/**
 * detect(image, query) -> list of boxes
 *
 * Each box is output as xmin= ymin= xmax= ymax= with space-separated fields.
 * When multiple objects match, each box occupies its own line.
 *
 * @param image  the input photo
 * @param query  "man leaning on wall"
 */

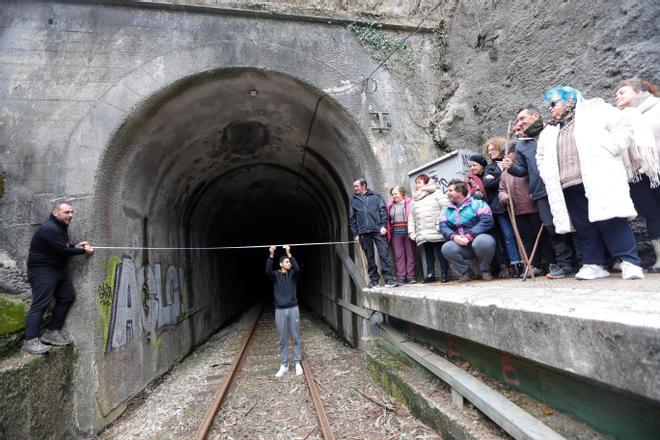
xmin=22 ymin=201 xmax=94 ymax=355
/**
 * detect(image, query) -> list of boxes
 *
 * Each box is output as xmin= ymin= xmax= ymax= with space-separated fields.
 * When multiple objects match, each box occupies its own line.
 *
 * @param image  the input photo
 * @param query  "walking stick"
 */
xmin=356 ymin=238 xmax=370 ymax=285
xmin=503 ymin=170 xmax=536 ymax=280
xmin=522 ymin=225 xmax=544 ymax=279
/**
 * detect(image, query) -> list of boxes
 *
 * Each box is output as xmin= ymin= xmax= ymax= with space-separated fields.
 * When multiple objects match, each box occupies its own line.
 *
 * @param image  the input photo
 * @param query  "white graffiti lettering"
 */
xmin=108 ymin=257 xmax=186 ymax=351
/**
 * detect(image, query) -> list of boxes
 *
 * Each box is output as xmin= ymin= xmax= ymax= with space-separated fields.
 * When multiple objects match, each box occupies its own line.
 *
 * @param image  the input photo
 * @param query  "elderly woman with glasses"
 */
xmin=613 ymin=78 xmax=660 ymax=273
xmin=537 ymin=86 xmax=644 ymax=280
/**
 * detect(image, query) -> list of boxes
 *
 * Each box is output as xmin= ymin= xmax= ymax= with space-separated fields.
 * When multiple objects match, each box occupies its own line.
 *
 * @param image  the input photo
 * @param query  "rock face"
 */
xmin=431 ymin=0 xmax=659 ymax=152
xmin=0 ymin=0 xmax=658 ymax=437
xmin=430 ymin=0 xmax=659 ymax=265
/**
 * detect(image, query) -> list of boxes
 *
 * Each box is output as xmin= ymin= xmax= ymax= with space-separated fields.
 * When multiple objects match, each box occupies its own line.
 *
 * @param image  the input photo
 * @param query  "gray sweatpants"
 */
xmin=275 ymin=306 xmax=302 ymax=365
xmin=441 ymin=234 xmax=496 ymax=275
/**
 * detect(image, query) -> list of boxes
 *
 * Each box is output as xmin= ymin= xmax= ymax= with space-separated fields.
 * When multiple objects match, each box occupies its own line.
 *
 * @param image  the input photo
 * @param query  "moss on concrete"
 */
xmin=365 ymin=343 xmax=475 ymax=440
xmin=0 ymin=294 xmax=28 ymax=359
xmin=0 ymin=294 xmax=27 ymax=334
xmin=0 ymin=345 xmax=76 ymax=438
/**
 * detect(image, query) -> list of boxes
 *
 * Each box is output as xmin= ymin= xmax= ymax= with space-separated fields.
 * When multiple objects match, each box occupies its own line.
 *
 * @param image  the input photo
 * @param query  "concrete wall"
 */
xmin=0 ymin=1 xmax=438 ymax=435
xmin=0 ymin=347 xmax=76 ymax=440
xmin=2 ymin=0 xmax=659 ymax=436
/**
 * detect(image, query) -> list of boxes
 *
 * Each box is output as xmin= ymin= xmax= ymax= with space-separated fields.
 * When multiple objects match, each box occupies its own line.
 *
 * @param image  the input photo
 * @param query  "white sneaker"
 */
xmin=275 ymin=364 xmax=289 ymax=378
xmin=621 ymin=261 xmax=644 ymax=280
xmin=575 ymin=264 xmax=610 ymax=280
xmin=295 ymin=363 xmax=303 ymax=376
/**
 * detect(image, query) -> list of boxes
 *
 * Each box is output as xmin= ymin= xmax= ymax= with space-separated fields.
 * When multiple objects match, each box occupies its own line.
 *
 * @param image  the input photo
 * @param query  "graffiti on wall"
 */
xmin=98 ymin=256 xmax=187 ymax=353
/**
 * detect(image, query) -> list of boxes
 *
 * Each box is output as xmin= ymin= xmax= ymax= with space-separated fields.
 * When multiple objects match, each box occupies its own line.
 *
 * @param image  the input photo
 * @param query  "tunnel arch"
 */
xmin=89 ymin=67 xmax=381 ymax=415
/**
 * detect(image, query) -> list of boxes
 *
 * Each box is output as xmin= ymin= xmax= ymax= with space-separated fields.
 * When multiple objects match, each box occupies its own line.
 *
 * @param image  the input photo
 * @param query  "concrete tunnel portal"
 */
xmin=92 ymin=68 xmax=380 ymax=354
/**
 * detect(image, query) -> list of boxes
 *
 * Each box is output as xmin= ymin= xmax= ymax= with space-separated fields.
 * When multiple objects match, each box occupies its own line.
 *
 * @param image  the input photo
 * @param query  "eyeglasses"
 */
xmin=548 ymin=100 xmax=561 ymax=109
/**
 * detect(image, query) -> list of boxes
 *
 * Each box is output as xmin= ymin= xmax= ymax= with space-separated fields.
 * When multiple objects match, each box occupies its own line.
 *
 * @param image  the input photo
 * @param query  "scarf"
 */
xmin=547 ymin=104 xmax=576 ymax=127
xmin=621 ymin=103 xmax=660 ymax=188
xmin=466 ymin=172 xmax=488 ymax=202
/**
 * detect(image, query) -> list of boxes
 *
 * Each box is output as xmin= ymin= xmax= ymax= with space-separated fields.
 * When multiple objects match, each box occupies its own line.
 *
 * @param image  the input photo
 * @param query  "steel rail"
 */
xmin=195 ymin=307 xmax=335 ymax=440
xmin=302 ymin=350 xmax=336 ymax=440
xmin=194 ymin=307 xmax=262 ymax=440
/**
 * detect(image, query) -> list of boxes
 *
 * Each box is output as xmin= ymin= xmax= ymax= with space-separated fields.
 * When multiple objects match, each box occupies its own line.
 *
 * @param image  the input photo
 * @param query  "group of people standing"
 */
xmin=350 ymin=78 xmax=660 ymax=284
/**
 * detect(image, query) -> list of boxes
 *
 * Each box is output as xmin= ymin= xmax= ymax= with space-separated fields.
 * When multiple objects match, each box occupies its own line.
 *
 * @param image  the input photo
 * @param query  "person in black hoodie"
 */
xmin=22 ymin=201 xmax=93 ymax=355
xmin=348 ymin=178 xmax=399 ymax=288
xmin=266 ymin=245 xmax=303 ymax=378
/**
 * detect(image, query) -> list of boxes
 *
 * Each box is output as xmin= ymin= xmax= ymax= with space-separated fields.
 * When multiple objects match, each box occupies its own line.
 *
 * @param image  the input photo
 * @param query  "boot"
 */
xmin=650 ymin=239 xmax=660 ymax=273
xmin=512 ymin=262 xmax=524 ymax=278
xmin=497 ymin=264 xmax=509 ymax=279
xmin=439 ymin=257 xmax=449 ymax=283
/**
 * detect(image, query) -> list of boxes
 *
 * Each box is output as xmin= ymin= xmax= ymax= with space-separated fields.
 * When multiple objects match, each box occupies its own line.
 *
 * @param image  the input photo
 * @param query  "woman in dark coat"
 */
xmin=483 ymin=138 xmax=523 ymax=276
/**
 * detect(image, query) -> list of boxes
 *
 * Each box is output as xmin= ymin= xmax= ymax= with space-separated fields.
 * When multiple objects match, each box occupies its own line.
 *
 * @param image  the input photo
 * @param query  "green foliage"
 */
xmin=97 ymin=256 xmax=121 ymax=353
xmin=0 ymin=294 xmax=28 ymax=334
xmin=431 ymin=25 xmax=449 ymax=71
xmin=347 ymin=22 xmax=417 ymax=77
xmin=0 ymin=293 xmax=28 ymax=358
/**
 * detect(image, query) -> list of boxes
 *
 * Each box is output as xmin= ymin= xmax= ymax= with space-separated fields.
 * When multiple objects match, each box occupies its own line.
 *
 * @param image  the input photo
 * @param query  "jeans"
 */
xmin=359 ymin=232 xmax=394 ymax=283
xmin=494 ymin=213 xmax=521 ymax=264
xmin=275 ymin=306 xmax=302 ymax=365
xmin=25 ymin=268 xmax=75 ymax=340
xmin=441 ymin=234 xmax=496 ymax=275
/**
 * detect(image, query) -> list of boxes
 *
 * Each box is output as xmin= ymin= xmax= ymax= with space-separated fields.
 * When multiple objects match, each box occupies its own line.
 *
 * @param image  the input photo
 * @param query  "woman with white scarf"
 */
xmin=537 ymin=86 xmax=644 ymax=280
xmin=614 ymin=78 xmax=660 ymax=273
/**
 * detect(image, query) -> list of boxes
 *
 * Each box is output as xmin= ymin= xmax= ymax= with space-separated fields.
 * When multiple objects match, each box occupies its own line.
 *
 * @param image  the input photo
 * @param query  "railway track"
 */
xmin=194 ymin=306 xmax=335 ymax=440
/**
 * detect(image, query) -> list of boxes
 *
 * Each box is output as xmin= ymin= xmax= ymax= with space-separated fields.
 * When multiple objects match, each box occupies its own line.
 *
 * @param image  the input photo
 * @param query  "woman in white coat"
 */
xmin=614 ymin=78 xmax=660 ymax=273
xmin=408 ymin=174 xmax=450 ymax=282
xmin=537 ymin=86 xmax=644 ymax=280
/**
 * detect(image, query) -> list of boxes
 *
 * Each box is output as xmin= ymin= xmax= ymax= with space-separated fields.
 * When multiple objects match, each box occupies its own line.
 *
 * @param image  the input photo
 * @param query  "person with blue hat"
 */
xmin=536 ymin=86 xmax=644 ymax=280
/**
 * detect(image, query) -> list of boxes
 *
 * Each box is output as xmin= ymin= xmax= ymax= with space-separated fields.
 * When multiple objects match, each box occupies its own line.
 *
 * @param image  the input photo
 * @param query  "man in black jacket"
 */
xmin=23 ymin=201 xmax=93 ymax=355
xmin=266 ymin=245 xmax=303 ymax=378
xmin=502 ymin=104 xmax=578 ymax=278
xmin=348 ymin=178 xmax=398 ymax=288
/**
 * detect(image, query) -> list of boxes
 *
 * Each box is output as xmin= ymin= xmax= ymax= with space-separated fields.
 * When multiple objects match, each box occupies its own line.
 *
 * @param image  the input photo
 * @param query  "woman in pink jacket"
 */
xmin=386 ymin=186 xmax=416 ymax=283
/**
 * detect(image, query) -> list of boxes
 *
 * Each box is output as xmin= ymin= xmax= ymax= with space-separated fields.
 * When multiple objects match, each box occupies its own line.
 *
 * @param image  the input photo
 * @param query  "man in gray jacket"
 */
xmin=349 ymin=178 xmax=399 ymax=288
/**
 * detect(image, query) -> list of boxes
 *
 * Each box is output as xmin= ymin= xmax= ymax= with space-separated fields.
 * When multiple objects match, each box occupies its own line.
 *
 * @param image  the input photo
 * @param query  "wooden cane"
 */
xmin=356 ymin=238 xmax=370 ymax=285
xmin=503 ymin=170 xmax=535 ymax=280
xmin=522 ymin=225 xmax=544 ymax=279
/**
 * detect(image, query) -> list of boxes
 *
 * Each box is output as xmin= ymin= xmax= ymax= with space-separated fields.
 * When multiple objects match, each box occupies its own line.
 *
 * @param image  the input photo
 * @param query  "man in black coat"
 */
xmin=348 ymin=178 xmax=399 ymax=288
xmin=22 ymin=201 xmax=93 ymax=354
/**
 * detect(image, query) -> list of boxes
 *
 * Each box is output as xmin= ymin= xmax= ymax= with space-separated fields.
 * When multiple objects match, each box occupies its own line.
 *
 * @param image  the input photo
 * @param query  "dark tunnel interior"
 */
xmin=94 ymin=68 xmax=379 ymax=343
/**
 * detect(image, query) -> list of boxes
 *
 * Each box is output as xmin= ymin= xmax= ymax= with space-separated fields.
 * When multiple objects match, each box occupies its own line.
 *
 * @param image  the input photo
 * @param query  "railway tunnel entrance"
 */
xmin=92 ymin=68 xmax=381 ymax=413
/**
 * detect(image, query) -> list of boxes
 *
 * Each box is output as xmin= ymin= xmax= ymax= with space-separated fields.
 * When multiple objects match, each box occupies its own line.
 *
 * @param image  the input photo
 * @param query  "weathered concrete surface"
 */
xmin=0 ymin=347 xmax=76 ymax=440
xmin=0 ymin=1 xmax=437 ymax=435
xmin=361 ymin=274 xmax=660 ymax=404
xmin=1 ymin=0 xmax=659 ymax=436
